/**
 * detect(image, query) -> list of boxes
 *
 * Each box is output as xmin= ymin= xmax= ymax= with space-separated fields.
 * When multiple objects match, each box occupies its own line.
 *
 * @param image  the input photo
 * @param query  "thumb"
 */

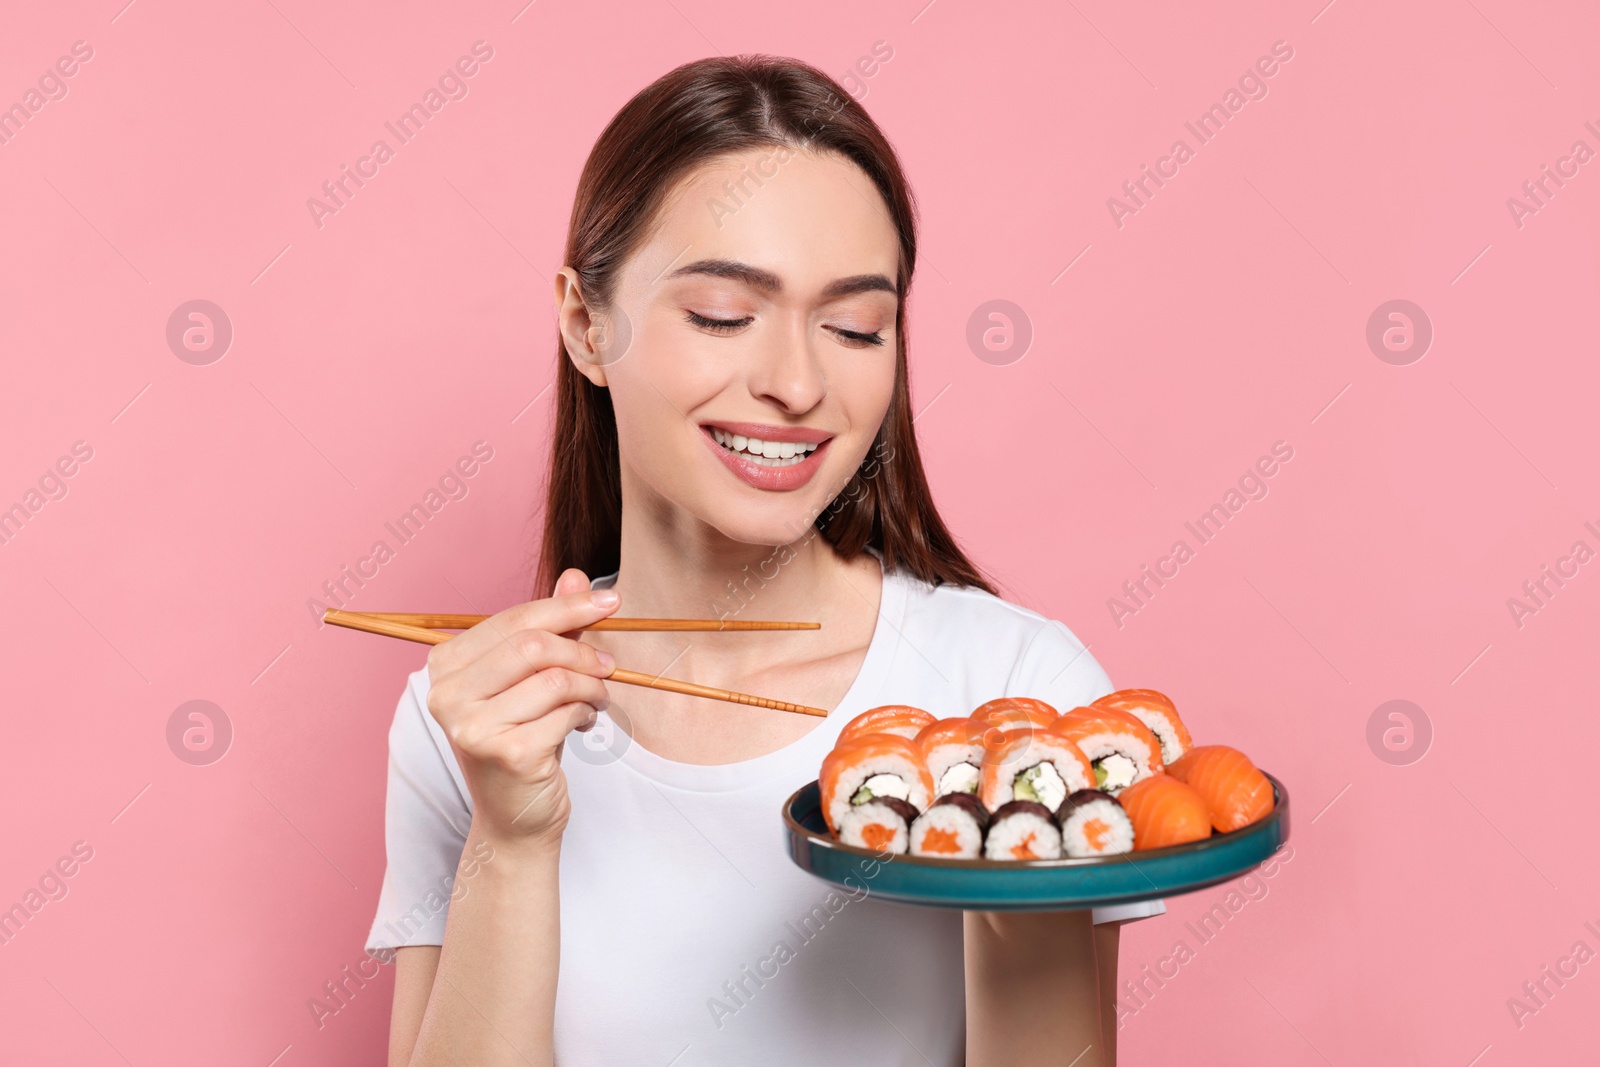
xmin=554 ymin=567 xmax=593 ymax=598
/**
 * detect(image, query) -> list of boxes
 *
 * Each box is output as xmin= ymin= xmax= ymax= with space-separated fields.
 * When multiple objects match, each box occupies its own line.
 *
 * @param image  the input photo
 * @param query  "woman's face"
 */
xmin=564 ymin=147 xmax=902 ymax=548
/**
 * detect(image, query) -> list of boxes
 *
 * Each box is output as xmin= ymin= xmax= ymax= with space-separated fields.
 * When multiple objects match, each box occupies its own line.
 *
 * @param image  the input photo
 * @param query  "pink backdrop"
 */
xmin=3 ymin=1 xmax=1596 ymax=1063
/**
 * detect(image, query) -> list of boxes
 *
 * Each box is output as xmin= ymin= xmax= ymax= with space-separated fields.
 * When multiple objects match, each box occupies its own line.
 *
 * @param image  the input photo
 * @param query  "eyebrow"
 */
xmin=663 ymin=258 xmax=898 ymax=300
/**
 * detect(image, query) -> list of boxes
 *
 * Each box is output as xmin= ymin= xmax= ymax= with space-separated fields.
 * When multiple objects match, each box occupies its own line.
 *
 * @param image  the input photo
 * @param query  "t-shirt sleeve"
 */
xmin=365 ymin=670 xmax=474 ymax=953
xmin=1006 ymin=619 xmax=1167 ymax=927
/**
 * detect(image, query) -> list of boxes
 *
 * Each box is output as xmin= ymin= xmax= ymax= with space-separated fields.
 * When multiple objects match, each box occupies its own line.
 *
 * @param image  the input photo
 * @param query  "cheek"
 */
xmin=605 ymin=322 xmax=722 ymax=452
xmin=830 ymin=351 xmax=897 ymax=438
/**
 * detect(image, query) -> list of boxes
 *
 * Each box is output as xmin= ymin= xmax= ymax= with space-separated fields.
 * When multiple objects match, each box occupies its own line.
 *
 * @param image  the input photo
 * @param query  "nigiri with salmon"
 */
xmin=1167 ymin=745 xmax=1275 ymax=832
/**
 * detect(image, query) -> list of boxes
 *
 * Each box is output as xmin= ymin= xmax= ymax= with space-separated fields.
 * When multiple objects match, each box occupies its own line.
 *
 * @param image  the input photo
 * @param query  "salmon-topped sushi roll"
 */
xmin=838 ymin=704 xmax=937 ymax=744
xmin=971 ymin=697 xmax=1061 ymax=740
xmin=819 ymin=732 xmax=935 ymax=835
xmin=1050 ymin=706 xmax=1163 ymax=795
xmin=914 ymin=717 xmax=990 ymax=798
xmin=978 ymin=728 xmax=1094 ymax=814
xmin=1092 ymin=689 xmax=1193 ymax=765
xmin=1118 ymin=774 xmax=1212 ymax=850
xmin=1167 ymin=745 xmax=1274 ymax=832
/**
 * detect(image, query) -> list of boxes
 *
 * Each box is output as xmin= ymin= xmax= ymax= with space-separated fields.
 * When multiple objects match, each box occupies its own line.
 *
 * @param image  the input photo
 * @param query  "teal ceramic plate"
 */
xmin=783 ymin=773 xmax=1289 ymax=911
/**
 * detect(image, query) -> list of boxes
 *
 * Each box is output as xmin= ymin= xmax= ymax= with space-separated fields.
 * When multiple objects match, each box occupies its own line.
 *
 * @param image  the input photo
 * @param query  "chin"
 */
xmin=696 ymin=496 xmax=832 ymax=550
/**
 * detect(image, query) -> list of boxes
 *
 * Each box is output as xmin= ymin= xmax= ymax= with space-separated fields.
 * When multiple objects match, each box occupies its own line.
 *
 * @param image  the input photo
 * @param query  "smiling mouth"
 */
xmin=707 ymin=427 xmax=822 ymax=468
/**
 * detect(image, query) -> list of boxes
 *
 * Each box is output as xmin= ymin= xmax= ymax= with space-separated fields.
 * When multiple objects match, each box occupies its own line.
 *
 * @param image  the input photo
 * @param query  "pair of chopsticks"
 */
xmin=324 ymin=609 xmax=828 ymax=717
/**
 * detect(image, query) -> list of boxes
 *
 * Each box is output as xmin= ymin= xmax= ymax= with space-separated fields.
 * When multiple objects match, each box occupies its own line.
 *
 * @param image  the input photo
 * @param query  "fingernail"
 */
xmin=590 ymin=589 xmax=620 ymax=609
xmin=595 ymin=649 xmax=615 ymax=672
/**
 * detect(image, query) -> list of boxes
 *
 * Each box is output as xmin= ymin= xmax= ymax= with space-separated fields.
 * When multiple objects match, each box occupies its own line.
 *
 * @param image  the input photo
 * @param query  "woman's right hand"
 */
xmin=424 ymin=568 xmax=619 ymax=850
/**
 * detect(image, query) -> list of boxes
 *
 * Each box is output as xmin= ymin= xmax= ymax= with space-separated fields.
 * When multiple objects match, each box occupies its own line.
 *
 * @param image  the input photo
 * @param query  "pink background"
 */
xmin=2 ymin=0 xmax=1596 ymax=1063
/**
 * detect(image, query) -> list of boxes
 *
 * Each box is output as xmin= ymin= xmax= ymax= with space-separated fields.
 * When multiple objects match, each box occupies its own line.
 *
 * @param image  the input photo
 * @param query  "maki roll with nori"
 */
xmin=982 ymin=800 xmax=1063 ymax=860
xmin=909 ymin=792 xmax=990 ymax=858
xmin=837 ymin=796 xmax=920 ymax=854
xmin=1055 ymin=788 xmax=1135 ymax=857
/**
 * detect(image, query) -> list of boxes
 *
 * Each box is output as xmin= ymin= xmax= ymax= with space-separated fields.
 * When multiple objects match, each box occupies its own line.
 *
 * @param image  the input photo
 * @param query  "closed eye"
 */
xmin=685 ymin=311 xmax=752 ymax=333
xmin=828 ymin=326 xmax=886 ymax=347
xmin=685 ymin=310 xmax=886 ymax=347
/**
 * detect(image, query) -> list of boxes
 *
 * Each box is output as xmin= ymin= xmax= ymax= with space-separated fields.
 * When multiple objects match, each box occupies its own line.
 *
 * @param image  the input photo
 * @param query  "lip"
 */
xmin=700 ymin=421 xmax=835 ymax=445
xmin=698 ymin=424 xmax=833 ymax=492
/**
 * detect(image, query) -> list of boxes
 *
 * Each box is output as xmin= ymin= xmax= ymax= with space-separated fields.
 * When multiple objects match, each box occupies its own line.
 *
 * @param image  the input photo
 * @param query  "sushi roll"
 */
xmin=971 ymin=697 xmax=1060 ymax=740
xmin=1092 ymin=689 xmax=1194 ymax=765
xmin=978 ymin=728 xmax=1094 ymax=814
xmin=1055 ymin=788 xmax=1135 ymax=857
xmin=914 ymin=717 xmax=989 ymax=798
xmin=838 ymin=704 xmax=937 ymax=744
xmin=819 ymin=732 xmax=935 ymax=835
xmin=837 ymin=796 xmax=920 ymax=854
xmin=983 ymin=800 xmax=1063 ymax=860
xmin=1167 ymin=745 xmax=1275 ymax=832
xmin=1051 ymin=706 xmax=1164 ymax=795
xmin=909 ymin=793 xmax=990 ymax=858
xmin=1117 ymin=774 xmax=1212 ymax=850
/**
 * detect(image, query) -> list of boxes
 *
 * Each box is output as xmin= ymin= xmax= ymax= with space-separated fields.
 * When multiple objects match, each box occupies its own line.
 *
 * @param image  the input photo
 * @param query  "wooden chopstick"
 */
xmin=350 ymin=612 xmax=820 ymax=632
xmin=323 ymin=609 xmax=829 ymax=718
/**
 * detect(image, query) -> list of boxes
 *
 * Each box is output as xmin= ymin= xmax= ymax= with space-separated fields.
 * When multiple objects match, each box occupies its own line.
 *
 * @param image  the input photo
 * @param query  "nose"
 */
xmin=747 ymin=315 xmax=827 ymax=415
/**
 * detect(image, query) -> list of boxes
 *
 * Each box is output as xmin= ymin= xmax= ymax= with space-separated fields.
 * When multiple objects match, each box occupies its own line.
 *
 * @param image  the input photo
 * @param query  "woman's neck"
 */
xmin=583 ymin=469 xmax=885 ymax=763
xmin=608 ymin=494 xmax=856 ymax=625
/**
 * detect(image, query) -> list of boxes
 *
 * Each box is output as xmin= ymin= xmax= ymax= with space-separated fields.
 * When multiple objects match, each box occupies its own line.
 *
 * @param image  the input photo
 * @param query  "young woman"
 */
xmin=368 ymin=55 xmax=1163 ymax=1066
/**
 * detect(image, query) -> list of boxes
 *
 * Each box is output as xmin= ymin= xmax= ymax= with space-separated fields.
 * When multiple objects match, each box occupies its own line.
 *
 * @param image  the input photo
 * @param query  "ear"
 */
xmin=555 ymin=267 xmax=615 ymax=388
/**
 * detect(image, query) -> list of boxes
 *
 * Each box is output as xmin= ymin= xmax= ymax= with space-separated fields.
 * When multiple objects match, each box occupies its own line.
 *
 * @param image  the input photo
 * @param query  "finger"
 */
xmin=554 ymin=567 xmax=591 ymax=598
xmin=515 ymin=700 xmax=607 ymax=751
xmin=484 ymin=666 xmax=612 ymax=730
xmin=431 ymin=582 xmax=618 ymax=669
xmin=448 ymin=629 xmax=615 ymax=706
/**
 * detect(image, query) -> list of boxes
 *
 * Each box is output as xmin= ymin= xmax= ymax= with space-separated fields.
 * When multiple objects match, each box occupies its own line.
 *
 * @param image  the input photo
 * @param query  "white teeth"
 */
xmin=707 ymin=428 xmax=822 ymax=468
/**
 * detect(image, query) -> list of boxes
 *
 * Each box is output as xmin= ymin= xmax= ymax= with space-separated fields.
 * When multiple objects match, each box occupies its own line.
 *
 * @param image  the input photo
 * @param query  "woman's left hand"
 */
xmin=964 ymin=910 xmax=1109 ymax=1067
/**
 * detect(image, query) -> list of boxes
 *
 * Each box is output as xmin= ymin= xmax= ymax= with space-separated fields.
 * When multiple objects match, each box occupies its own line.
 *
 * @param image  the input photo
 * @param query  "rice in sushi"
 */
xmin=1051 ymin=706 xmax=1164 ymax=795
xmin=1055 ymin=788 xmax=1135 ymax=857
xmin=978 ymin=728 xmax=1095 ymax=814
xmin=983 ymin=800 xmax=1063 ymax=860
xmin=914 ymin=717 xmax=988 ymax=798
xmin=837 ymin=796 xmax=920 ymax=854
xmin=1092 ymin=689 xmax=1193 ymax=765
xmin=909 ymin=792 xmax=990 ymax=858
xmin=819 ymin=732 xmax=935 ymax=835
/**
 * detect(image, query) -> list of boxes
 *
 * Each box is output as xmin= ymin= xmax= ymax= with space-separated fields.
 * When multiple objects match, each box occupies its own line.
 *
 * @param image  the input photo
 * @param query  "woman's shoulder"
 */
xmin=385 ymin=665 xmax=473 ymax=810
xmin=884 ymin=569 xmax=1113 ymax=711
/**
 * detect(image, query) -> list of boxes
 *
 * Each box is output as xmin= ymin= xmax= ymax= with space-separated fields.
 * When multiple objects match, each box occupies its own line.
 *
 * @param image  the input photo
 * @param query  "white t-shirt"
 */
xmin=367 ymin=564 xmax=1164 ymax=1066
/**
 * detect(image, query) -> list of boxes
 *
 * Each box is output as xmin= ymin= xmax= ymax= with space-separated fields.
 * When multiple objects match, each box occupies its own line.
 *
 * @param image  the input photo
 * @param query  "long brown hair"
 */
xmin=535 ymin=54 xmax=994 ymax=598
